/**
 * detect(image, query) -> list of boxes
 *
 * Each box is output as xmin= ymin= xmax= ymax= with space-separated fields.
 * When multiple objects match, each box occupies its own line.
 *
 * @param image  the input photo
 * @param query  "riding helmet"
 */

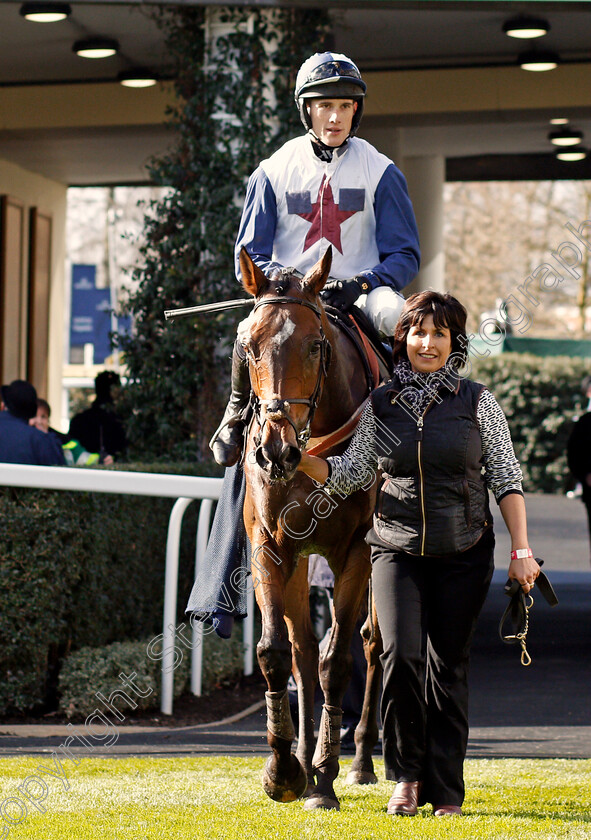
xmin=294 ymin=52 xmax=366 ymax=136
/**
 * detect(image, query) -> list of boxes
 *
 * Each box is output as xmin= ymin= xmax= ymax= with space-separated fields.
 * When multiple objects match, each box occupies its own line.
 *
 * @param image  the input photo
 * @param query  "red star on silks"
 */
xmin=298 ymin=175 xmax=359 ymax=254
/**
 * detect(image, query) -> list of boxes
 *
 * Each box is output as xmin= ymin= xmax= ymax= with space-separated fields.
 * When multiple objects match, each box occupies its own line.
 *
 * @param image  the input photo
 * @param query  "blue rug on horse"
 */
xmin=185 ymin=463 xmax=250 ymax=639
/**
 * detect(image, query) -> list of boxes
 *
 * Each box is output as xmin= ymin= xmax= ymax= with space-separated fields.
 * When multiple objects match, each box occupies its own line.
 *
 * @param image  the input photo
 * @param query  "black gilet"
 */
xmin=369 ymin=374 xmax=492 ymax=556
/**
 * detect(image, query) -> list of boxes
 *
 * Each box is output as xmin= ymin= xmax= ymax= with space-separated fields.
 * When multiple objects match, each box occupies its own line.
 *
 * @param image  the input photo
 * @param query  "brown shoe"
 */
xmin=387 ymin=781 xmax=421 ymax=816
xmin=433 ymin=805 xmax=462 ymax=817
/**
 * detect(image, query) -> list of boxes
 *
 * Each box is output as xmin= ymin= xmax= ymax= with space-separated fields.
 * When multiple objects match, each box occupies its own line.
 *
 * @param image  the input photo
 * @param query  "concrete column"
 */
xmin=401 ymin=154 xmax=445 ymax=294
xmin=364 ymin=126 xmax=405 ymax=169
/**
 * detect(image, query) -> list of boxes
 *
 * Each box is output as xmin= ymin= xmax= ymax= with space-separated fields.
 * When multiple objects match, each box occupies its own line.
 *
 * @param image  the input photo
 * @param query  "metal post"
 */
xmin=243 ymin=580 xmax=255 ymax=676
xmin=161 ymin=497 xmax=194 ymax=715
xmin=191 ymin=499 xmax=213 ymax=696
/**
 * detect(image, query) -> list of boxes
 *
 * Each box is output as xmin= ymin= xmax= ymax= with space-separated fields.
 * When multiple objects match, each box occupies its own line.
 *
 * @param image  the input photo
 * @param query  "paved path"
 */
xmin=1 ymin=493 xmax=590 ymax=761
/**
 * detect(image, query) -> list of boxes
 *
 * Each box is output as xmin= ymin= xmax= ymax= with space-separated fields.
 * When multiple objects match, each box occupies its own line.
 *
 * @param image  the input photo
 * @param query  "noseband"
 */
xmin=247 ymin=296 xmax=332 ymax=456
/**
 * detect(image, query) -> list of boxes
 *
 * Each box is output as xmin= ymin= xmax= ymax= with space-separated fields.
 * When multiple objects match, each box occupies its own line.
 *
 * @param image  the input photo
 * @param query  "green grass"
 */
xmin=0 ymin=756 xmax=588 ymax=839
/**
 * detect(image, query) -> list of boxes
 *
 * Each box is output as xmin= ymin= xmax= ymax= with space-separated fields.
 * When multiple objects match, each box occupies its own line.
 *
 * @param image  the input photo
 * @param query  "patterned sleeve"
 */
xmin=323 ymin=401 xmax=379 ymax=496
xmin=477 ymin=388 xmax=523 ymax=502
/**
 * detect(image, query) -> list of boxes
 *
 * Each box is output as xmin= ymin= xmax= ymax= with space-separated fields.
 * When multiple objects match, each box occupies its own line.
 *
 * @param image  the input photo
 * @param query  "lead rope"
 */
xmin=500 ymin=562 xmax=558 ymax=668
xmin=499 ymin=581 xmax=535 ymax=666
xmin=509 ymin=593 xmax=534 ymax=667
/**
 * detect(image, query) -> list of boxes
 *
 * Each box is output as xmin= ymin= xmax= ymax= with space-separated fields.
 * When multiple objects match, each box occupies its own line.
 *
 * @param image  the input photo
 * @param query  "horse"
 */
xmin=238 ymin=246 xmax=383 ymax=811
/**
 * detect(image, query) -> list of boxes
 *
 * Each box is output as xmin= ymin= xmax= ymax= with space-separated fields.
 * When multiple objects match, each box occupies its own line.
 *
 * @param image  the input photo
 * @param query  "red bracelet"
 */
xmin=511 ymin=548 xmax=533 ymax=561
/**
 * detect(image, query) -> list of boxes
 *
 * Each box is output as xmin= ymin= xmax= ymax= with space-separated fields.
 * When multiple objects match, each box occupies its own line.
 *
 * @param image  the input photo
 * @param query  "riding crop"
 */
xmin=163 ymin=299 xmax=254 ymax=320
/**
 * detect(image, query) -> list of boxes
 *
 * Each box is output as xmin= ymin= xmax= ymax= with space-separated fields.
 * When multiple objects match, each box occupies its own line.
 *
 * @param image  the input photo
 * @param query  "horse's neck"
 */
xmin=312 ymin=320 xmax=367 ymax=436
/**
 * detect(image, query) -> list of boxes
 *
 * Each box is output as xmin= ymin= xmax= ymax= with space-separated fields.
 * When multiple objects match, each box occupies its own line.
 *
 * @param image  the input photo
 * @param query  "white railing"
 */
xmin=1 ymin=464 xmax=255 ymax=715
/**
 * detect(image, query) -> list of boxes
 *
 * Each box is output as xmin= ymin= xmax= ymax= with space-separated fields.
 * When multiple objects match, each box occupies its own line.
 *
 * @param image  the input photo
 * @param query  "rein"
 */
xmin=247 ymin=296 xmax=332 ymax=453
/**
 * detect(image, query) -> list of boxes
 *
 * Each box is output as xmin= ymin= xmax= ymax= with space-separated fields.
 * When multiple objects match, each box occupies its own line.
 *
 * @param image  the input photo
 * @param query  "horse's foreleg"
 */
xmin=254 ymin=546 xmax=307 ymax=803
xmin=284 ymin=560 xmax=319 ymax=795
xmin=346 ymin=589 xmax=382 ymax=786
xmin=305 ymin=552 xmax=371 ymax=811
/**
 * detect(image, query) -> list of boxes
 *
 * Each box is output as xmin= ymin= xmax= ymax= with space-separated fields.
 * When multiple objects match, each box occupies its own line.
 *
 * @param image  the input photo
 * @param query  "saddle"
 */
xmin=324 ymin=303 xmax=392 ymax=390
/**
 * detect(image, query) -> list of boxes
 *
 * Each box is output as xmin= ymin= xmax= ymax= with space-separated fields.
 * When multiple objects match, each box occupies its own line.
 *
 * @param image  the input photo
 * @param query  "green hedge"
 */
xmin=57 ymin=630 xmax=244 ymax=719
xmin=471 ymin=353 xmax=590 ymax=494
xmin=0 ymin=462 xmax=221 ymax=715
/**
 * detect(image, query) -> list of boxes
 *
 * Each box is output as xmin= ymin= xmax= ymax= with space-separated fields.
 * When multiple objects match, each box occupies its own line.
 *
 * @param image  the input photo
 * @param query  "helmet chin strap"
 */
xmin=307 ymin=129 xmax=349 ymax=161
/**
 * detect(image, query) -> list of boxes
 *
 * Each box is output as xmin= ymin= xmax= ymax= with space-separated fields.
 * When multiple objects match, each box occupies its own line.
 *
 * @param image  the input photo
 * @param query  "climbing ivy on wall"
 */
xmin=115 ymin=5 xmax=329 ymax=461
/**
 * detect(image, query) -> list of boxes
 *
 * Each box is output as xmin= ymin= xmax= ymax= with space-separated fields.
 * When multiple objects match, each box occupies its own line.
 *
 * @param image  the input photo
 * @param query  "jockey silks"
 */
xmin=235 ymin=135 xmax=419 ymax=292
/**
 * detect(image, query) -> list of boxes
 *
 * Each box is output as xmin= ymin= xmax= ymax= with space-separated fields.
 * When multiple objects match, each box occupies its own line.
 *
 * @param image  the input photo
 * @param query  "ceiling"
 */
xmin=1 ymin=0 xmax=591 ymax=184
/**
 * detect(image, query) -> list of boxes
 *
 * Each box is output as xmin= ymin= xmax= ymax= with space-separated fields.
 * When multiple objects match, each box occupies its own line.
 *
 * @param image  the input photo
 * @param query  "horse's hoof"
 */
xmin=345 ymin=769 xmax=378 ymax=786
xmin=303 ymin=794 xmax=340 ymax=811
xmin=261 ymin=755 xmax=307 ymax=802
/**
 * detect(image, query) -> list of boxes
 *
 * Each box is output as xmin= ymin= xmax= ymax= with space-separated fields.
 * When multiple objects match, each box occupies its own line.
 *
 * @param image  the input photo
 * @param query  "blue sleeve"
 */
xmin=359 ymin=164 xmax=420 ymax=292
xmin=235 ymin=168 xmax=283 ymax=283
xmin=33 ymin=431 xmax=66 ymax=466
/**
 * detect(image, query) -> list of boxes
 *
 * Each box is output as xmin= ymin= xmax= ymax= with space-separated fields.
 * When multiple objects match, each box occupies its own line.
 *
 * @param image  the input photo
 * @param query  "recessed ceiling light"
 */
xmin=118 ymin=69 xmax=158 ymax=88
xmin=519 ymin=50 xmax=559 ymax=72
xmin=73 ymin=38 xmax=119 ymax=59
xmin=548 ymin=128 xmax=583 ymax=147
xmin=20 ymin=2 xmax=71 ymax=22
xmin=503 ymin=16 xmax=550 ymax=39
xmin=550 ymin=118 xmax=569 ymax=125
xmin=555 ymin=148 xmax=588 ymax=162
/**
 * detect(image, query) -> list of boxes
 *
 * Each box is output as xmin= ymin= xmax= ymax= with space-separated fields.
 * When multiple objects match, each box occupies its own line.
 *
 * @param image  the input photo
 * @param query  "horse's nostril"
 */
xmin=283 ymin=446 xmax=301 ymax=471
xmin=255 ymin=446 xmax=272 ymax=471
xmin=254 ymin=441 xmax=301 ymax=479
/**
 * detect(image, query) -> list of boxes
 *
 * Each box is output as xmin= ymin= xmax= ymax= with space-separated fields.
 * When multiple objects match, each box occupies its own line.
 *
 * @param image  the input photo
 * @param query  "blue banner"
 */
xmin=70 ymin=265 xmax=131 ymax=363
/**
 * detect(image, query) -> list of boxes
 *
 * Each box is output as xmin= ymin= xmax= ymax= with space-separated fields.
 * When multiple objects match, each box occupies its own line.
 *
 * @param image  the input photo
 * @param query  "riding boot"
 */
xmin=209 ymin=343 xmax=250 ymax=467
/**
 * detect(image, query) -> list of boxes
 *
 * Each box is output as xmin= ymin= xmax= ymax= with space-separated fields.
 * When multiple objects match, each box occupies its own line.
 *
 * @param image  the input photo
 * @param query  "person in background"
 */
xmin=0 ymin=380 xmax=65 ymax=466
xmin=69 ymin=370 xmax=127 ymax=461
xmin=30 ymin=398 xmax=67 ymax=441
xmin=567 ymin=374 xmax=591 ymax=560
xmin=31 ymin=398 xmax=113 ymax=466
xmin=296 ymin=291 xmax=540 ymax=818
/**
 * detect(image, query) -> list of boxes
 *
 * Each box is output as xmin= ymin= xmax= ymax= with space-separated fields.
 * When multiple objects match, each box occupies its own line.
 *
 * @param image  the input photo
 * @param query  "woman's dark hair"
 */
xmin=392 ymin=290 xmax=468 ymax=366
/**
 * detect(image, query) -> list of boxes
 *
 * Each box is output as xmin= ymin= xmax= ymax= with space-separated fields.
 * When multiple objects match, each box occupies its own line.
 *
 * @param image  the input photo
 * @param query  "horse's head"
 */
xmin=238 ymin=247 xmax=332 ymax=483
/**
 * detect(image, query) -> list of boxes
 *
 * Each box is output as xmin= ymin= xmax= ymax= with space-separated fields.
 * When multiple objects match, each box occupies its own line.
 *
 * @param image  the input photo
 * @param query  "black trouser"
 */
xmin=583 ymin=495 xmax=591 ymax=560
xmin=371 ymin=529 xmax=494 ymax=807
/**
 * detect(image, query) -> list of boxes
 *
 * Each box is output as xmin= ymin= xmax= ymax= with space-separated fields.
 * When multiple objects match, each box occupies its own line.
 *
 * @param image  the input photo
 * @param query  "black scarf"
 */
xmin=393 ymin=358 xmax=460 ymax=415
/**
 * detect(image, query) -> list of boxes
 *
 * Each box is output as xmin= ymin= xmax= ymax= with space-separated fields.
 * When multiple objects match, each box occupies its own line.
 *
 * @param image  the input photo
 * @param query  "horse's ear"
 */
xmin=239 ymin=247 xmax=268 ymax=297
xmin=302 ymin=247 xmax=332 ymax=296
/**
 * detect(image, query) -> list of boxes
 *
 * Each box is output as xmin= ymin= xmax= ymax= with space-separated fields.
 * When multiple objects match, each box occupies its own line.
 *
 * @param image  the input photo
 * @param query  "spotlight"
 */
xmin=20 ymin=3 xmax=71 ymax=22
xmin=555 ymin=148 xmax=588 ymax=162
xmin=519 ymin=50 xmax=559 ymax=71
xmin=118 ymin=69 xmax=158 ymax=89
xmin=73 ymin=38 xmax=119 ymax=59
xmin=549 ymin=118 xmax=569 ymax=125
xmin=548 ymin=128 xmax=583 ymax=147
xmin=503 ymin=16 xmax=550 ymax=39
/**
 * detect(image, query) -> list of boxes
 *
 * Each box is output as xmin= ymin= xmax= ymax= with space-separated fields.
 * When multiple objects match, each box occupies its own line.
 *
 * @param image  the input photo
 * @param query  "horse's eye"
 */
xmin=309 ymin=342 xmax=322 ymax=357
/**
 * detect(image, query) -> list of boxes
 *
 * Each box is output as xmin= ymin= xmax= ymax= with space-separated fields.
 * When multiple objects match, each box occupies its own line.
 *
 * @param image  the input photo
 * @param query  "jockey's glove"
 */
xmin=321 ymin=276 xmax=368 ymax=311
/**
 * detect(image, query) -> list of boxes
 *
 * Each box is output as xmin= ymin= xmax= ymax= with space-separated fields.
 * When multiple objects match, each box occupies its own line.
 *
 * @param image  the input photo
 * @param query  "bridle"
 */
xmin=245 ymin=295 xmax=332 ymax=458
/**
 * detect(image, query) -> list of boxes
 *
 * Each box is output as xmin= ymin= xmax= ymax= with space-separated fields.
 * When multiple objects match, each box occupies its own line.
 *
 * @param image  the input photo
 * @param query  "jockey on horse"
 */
xmin=210 ymin=51 xmax=421 ymax=467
